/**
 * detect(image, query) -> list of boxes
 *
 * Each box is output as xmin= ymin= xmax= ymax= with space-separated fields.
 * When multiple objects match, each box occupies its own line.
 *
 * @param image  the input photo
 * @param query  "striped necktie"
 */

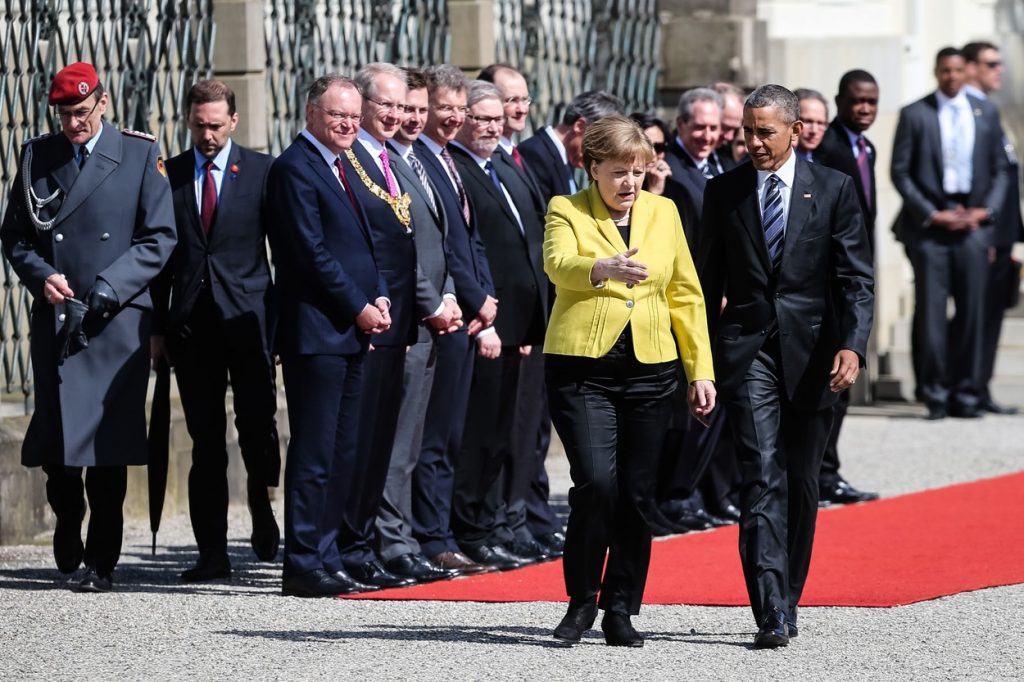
xmin=406 ymin=149 xmax=438 ymax=216
xmin=762 ymin=174 xmax=785 ymax=269
xmin=440 ymin=146 xmax=471 ymax=225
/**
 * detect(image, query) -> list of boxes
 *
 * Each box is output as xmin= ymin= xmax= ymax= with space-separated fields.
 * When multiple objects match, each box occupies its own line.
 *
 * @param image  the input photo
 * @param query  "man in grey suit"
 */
xmin=375 ymin=69 xmax=464 ymax=583
xmin=891 ymin=46 xmax=1009 ymax=420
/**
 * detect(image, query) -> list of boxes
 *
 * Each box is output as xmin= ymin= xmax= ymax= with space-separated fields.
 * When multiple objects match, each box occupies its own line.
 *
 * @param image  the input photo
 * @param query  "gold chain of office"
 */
xmin=344 ymin=150 xmax=412 ymax=230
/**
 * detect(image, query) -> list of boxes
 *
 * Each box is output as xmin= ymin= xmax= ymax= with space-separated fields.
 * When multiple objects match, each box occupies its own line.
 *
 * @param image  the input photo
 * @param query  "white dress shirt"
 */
xmin=935 ymin=89 xmax=975 ymax=194
xmin=755 ymin=150 xmax=797 ymax=231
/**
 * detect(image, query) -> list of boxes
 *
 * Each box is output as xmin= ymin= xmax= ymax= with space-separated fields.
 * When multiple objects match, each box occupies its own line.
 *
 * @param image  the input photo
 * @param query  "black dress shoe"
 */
xmin=948 ymin=404 xmax=982 ymax=419
xmin=787 ymin=620 xmax=798 ymax=638
xmin=247 ymin=481 xmax=280 ymax=562
xmin=282 ymin=569 xmax=347 ymax=597
xmin=535 ymin=531 xmax=565 ymax=557
xmin=926 ymin=404 xmax=947 ymax=420
xmin=53 ymin=510 xmax=85 ymax=575
xmin=820 ymin=478 xmax=879 ymax=505
xmin=329 ymin=568 xmax=379 ymax=594
xmin=601 ymin=611 xmax=644 ymax=647
xmin=430 ymin=551 xmax=495 ymax=575
xmin=181 ymin=552 xmax=232 ymax=583
xmin=78 ymin=567 xmax=113 ymax=593
xmin=669 ymin=509 xmax=714 ymax=531
xmin=505 ymin=537 xmax=552 ymax=563
xmin=462 ymin=544 xmax=526 ymax=571
xmin=386 ymin=553 xmax=459 ymax=582
xmin=553 ymin=598 xmax=598 ymax=643
xmin=754 ymin=607 xmax=790 ymax=649
xmin=981 ymin=399 xmax=1019 ymax=415
xmin=346 ymin=559 xmax=416 ymax=588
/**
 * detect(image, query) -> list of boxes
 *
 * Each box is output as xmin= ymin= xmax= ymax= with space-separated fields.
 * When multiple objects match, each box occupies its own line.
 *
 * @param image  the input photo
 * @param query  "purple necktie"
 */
xmin=380 ymin=148 xmax=400 ymax=198
xmin=856 ymin=137 xmax=872 ymax=210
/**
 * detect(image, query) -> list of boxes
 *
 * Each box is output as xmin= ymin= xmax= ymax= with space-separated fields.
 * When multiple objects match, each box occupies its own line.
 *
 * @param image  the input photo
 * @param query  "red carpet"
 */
xmin=347 ymin=471 xmax=1024 ymax=607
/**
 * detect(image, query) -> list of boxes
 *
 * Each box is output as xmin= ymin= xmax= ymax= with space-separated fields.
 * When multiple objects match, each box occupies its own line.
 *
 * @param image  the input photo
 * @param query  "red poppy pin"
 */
xmin=229 ymin=163 xmax=240 ymax=176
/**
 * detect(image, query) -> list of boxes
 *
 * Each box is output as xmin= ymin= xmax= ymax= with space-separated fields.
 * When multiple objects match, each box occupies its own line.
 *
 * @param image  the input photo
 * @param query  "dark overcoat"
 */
xmin=0 ymin=121 xmax=177 ymax=467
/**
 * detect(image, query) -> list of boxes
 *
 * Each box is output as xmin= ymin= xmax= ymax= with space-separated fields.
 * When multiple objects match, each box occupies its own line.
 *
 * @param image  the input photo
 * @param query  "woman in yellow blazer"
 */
xmin=545 ymin=116 xmax=716 ymax=647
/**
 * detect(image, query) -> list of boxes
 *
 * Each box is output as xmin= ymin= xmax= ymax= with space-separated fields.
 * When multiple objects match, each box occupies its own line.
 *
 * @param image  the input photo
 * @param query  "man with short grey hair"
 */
xmin=518 ymin=89 xmax=625 ymax=202
xmin=699 ymin=84 xmax=873 ymax=647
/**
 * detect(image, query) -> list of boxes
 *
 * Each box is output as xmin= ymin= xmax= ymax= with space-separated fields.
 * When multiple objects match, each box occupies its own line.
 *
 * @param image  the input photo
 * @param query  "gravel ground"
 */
xmin=2 ymin=409 xmax=1023 ymax=680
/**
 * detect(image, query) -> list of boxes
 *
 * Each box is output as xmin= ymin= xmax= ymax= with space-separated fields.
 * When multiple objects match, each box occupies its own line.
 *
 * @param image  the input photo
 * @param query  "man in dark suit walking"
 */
xmin=449 ymin=80 xmax=550 ymax=568
xmin=410 ymin=65 xmax=498 ymax=575
xmin=699 ymin=85 xmax=874 ymax=647
xmin=1 ymin=62 xmax=177 ymax=593
xmin=151 ymin=80 xmax=280 ymax=582
xmin=891 ymin=47 xmax=1009 ymax=420
xmin=962 ymin=41 xmax=1023 ymax=415
xmin=267 ymin=74 xmax=390 ymax=597
xmin=811 ymin=70 xmax=882 ymax=505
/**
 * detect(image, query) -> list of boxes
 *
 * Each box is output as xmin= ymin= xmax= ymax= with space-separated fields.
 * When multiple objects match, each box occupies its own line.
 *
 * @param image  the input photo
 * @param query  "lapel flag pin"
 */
xmin=803 ymin=192 xmax=812 ymax=199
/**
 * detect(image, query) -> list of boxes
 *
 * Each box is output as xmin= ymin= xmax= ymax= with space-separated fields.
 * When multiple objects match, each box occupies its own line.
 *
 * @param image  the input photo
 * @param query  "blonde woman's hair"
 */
xmin=581 ymin=115 xmax=655 ymax=179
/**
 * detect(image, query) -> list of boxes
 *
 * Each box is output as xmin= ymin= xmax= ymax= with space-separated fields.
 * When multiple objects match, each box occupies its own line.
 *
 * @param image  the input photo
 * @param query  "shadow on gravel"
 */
xmin=645 ymin=630 xmax=752 ymax=648
xmin=218 ymin=623 xmax=570 ymax=647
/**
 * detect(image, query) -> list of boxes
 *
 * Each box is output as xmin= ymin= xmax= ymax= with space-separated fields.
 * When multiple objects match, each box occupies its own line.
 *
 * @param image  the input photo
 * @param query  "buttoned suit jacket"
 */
xmin=698 ymin=158 xmax=875 ymax=410
xmin=0 ymin=121 xmax=176 ymax=466
xmin=890 ymin=92 xmax=1009 ymax=246
xmin=265 ymin=134 xmax=385 ymax=357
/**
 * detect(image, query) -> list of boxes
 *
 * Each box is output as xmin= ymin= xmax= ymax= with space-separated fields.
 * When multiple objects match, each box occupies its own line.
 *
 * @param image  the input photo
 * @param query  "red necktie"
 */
xmin=200 ymin=160 xmax=217 ymax=235
xmin=511 ymin=146 xmax=524 ymax=170
xmin=335 ymin=157 xmax=363 ymax=219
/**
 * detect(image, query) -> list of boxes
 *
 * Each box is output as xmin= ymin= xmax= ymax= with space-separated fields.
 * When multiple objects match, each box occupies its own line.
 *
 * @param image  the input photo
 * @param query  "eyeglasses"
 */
xmin=311 ymin=103 xmax=362 ymax=123
xmin=433 ymin=104 xmax=470 ymax=116
xmin=366 ymin=97 xmax=405 ymax=113
xmin=503 ymin=96 xmax=532 ymax=106
xmin=56 ymin=97 xmax=101 ymax=122
xmin=467 ymin=114 xmax=506 ymax=127
xmin=983 ymin=60 xmax=1003 ymax=69
xmin=651 ymin=141 xmax=667 ymax=154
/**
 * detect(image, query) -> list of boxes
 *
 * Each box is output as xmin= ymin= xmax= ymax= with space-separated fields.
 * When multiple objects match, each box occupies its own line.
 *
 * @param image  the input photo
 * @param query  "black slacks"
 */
xmin=726 ymin=344 xmax=833 ymax=626
xmin=980 ymin=246 xmax=1016 ymax=403
xmin=42 ymin=464 xmax=127 ymax=575
xmin=546 ymin=331 xmax=677 ymax=615
xmin=171 ymin=290 xmax=279 ymax=555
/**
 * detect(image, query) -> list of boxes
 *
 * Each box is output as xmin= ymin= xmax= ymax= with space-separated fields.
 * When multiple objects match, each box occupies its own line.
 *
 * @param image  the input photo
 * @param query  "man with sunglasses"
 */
xmin=963 ymin=41 xmax=1023 ymax=416
xmin=1 ymin=62 xmax=176 ymax=592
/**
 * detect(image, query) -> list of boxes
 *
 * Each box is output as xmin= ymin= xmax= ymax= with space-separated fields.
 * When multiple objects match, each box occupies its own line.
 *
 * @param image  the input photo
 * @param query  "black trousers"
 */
xmin=980 ymin=246 xmax=1016 ymax=403
xmin=546 ymin=333 xmax=677 ymax=615
xmin=171 ymin=290 xmax=279 ymax=555
xmin=42 ymin=464 xmax=127 ymax=575
xmin=726 ymin=345 xmax=833 ymax=626
xmin=500 ymin=346 xmax=547 ymax=544
xmin=338 ymin=345 xmax=406 ymax=566
xmin=908 ymin=228 xmax=988 ymax=410
xmin=281 ymin=353 xmax=364 ymax=578
xmin=819 ymin=390 xmax=849 ymax=487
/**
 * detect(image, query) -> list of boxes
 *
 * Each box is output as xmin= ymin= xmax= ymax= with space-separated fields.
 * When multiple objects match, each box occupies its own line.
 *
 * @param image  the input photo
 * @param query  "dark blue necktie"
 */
xmin=485 ymin=159 xmax=502 ymax=193
xmin=762 ymin=174 xmax=785 ymax=269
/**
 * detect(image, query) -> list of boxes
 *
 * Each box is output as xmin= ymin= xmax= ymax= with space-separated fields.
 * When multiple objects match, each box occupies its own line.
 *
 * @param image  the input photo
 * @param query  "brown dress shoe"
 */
xmin=430 ymin=551 xmax=496 ymax=575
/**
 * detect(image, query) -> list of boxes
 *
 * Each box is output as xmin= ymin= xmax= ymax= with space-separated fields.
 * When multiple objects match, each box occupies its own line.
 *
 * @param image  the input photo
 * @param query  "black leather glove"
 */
xmin=83 ymin=278 xmax=119 ymax=337
xmin=57 ymin=297 xmax=89 ymax=364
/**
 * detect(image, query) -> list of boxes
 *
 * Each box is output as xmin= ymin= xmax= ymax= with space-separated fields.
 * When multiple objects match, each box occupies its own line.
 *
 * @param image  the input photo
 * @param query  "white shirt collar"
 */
xmin=676 ymin=136 xmax=709 ymax=169
xmin=420 ymin=134 xmax=446 ymax=158
xmin=498 ymin=137 xmax=514 ymax=154
xmin=193 ymin=138 xmax=232 ymax=171
xmin=388 ymin=139 xmax=411 ymax=159
xmin=543 ymin=127 xmax=570 ymax=166
xmin=449 ymin=140 xmax=491 ymax=169
xmin=936 ymin=88 xmax=970 ymax=110
xmin=756 ymin=149 xmax=797 ymax=189
xmin=356 ymin=128 xmax=388 ymax=155
xmin=76 ymin=123 xmax=103 ymax=158
xmin=300 ymin=128 xmax=341 ymax=167
xmin=962 ymin=83 xmax=987 ymax=100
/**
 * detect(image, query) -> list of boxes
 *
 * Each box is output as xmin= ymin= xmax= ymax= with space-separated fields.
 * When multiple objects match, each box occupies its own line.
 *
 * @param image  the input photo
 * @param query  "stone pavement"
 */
xmin=2 ymin=409 xmax=1023 ymax=680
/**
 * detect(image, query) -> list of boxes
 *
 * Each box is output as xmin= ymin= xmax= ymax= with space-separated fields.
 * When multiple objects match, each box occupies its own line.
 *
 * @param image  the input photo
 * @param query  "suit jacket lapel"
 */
xmin=388 ymin=144 xmax=438 ymax=219
xmin=169 ymin=153 xmax=206 ymax=244
xmin=586 ymin=183 xmax=627 ymax=251
xmin=49 ymin=137 xmax=79 ymax=197
xmin=55 ymin=122 xmax=119 ymax=226
xmin=209 ymin=142 xmax=243 ymax=243
xmin=628 ymin=190 xmax=651 ymax=252
xmin=541 ymin=131 xmax=571 ymax=195
xmin=296 ymin=136 xmax=368 ymax=241
xmin=781 ymin=158 xmax=814 ymax=266
xmin=967 ymin=95 xmax=988 ymax=179
xmin=453 ymin=147 xmax=517 ymax=225
xmin=924 ymin=95 xmax=944 ymax=180
xmin=734 ymin=164 xmax=772 ymax=272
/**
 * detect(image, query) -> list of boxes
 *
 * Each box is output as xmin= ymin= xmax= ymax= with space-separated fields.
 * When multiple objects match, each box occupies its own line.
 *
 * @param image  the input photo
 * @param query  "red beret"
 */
xmin=48 ymin=62 xmax=99 ymax=105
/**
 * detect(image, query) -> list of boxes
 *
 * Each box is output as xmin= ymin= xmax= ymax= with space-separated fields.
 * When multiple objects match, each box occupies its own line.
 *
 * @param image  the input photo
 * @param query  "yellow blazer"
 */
xmin=543 ymin=183 xmax=714 ymax=382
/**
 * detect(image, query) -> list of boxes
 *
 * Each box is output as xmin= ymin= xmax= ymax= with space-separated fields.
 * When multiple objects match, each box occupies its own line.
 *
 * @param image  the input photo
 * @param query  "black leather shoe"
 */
xmin=949 ymin=404 xmax=982 ymax=419
xmin=711 ymin=502 xmax=741 ymax=523
xmin=669 ymin=509 xmax=714 ymax=531
xmin=981 ymin=399 xmax=1019 ymax=415
xmin=248 ymin=481 xmax=280 ymax=562
xmin=820 ymin=478 xmax=879 ymax=505
xmin=926 ymin=404 xmax=947 ymax=420
xmin=346 ymin=559 xmax=416 ymax=588
xmin=53 ymin=508 xmax=85 ymax=575
xmin=330 ymin=568 xmax=379 ymax=594
xmin=536 ymin=531 xmax=565 ymax=557
xmin=505 ymin=538 xmax=552 ymax=563
xmin=553 ymin=598 xmax=598 ymax=643
xmin=601 ymin=611 xmax=644 ymax=647
xmin=787 ymin=620 xmax=798 ymax=638
xmin=754 ymin=607 xmax=790 ymax=649
xmin=462 ymin=544 xmax=526 ymax=571
xmin=181 ymin=552 xmax=231 ymax=583
xmin=386 ymin=553 xmax=458 ymax=582
xmin=282 ymin=569 xmax=347 ymax=597
xmin=78 ymin=567 xmax=113 ymax=593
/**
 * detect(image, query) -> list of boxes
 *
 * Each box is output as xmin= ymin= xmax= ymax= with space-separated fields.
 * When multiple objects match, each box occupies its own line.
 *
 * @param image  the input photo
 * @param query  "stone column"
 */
xmin=213 ymin=0 xmax=268 ymax=151
xmin=449 ymin=0 xmax=496 ymax=72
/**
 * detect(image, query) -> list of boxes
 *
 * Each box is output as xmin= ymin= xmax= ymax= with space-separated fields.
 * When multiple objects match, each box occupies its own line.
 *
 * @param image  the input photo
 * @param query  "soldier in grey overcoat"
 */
xmin=0 ymin=62 xmax=176 ymax=592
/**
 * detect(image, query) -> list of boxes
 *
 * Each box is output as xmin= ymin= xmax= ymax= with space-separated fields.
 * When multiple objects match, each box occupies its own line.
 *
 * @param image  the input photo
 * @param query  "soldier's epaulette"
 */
xmin=121 ymin=128 xmax=156 ymax=141
xmin=21 ymin=132 xmax=54 ymax=146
